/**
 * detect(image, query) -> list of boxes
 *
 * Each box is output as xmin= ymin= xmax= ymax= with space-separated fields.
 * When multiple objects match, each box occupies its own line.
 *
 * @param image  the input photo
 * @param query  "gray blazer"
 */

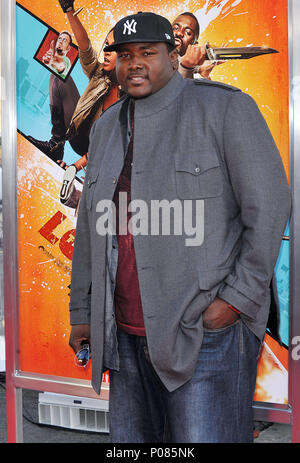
xmin=69 ymin=72 xmax=291 ymax=394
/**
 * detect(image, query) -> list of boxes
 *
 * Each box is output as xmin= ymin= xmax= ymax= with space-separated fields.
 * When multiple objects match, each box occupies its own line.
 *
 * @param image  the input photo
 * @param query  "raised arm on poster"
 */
xmin=62 ymin=1 xmax=90 ymax=51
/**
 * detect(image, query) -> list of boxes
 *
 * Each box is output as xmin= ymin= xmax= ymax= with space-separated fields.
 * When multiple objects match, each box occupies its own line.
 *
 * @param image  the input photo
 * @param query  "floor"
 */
xmin=0 ymin=383 xmax=293 ymax=443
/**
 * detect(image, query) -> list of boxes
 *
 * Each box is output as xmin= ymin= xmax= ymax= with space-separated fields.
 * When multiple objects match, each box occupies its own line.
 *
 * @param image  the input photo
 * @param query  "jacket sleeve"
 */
xmin=79 ymin=41 xmax=102 ymax=80
xmin=217 ymin=91 xmax=291 ymax=320
xmin=68 ymin=123 xmax=98 ymax=325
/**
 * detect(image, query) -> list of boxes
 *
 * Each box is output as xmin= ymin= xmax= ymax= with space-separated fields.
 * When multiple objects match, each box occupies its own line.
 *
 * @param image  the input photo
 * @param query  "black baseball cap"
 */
xmin=103 ymin=12 xmax=175 ymax=52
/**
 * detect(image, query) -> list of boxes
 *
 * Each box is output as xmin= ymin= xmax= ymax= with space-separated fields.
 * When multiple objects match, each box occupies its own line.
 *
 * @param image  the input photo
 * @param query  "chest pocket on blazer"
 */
xmin=85 ymin=171 xmax=99 ymax=210
xmin=175 ymin=151 xmax=223 ymax=199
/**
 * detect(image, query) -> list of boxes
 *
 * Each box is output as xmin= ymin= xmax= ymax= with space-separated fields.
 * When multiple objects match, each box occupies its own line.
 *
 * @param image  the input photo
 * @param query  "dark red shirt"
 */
xmin=112 ymin=103 xmax=146 ymax=336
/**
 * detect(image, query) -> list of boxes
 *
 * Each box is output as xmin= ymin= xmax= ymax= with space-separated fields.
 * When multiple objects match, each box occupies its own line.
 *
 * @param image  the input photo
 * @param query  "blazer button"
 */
xmin=194 ymin=166 xmax=200 ymax=174
xmin=112 ymin=177 xmax=117 ymax=184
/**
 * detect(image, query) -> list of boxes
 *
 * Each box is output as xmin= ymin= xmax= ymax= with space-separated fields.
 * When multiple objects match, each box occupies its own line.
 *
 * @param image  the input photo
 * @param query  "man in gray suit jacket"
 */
xmin=68 ymin=12 xmax=291 ymax=443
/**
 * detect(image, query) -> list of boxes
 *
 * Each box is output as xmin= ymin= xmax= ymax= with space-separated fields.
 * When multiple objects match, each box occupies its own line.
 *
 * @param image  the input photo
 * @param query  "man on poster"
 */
xmin=28 ymin=29 xmax=82 ymax=162
xmin=172 ymin=11 xmax=222 ymax=79
xmin=68 ymin=12 xmax=290 ymax=442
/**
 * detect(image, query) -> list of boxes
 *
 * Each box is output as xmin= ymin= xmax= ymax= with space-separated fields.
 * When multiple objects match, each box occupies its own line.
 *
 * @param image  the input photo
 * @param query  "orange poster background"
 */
xmin=18 ymin=0 xmax=289 ymax=177
xmin=17 ymin=134 xmax=91 ymax=379
xmin=16 ymin=0 xmax=289 ymax=401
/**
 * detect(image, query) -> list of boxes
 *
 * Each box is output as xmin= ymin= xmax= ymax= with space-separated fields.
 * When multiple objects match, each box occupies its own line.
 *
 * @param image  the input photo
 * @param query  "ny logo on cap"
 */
xmin=123 ymin=19 xmax=137 ymax=35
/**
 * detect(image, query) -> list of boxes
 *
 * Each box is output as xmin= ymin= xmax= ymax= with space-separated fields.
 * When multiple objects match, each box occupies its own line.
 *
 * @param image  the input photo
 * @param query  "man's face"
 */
xmin=116 ymin=42 xmax=177 ymax=99
xmin=172 ymin=15 xmax=197 ymax=56
xmin=56 ymin=33 xmax=71 ymax=56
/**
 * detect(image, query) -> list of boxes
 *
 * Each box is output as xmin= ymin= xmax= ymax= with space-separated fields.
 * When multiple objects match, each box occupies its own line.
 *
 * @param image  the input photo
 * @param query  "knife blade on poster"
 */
xmin=205 ymin=43 xmax=279 ymax=61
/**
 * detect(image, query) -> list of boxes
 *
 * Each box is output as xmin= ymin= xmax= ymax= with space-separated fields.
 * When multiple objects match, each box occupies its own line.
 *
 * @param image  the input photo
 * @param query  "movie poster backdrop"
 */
xmin=16 ymin=0 xmax=289 ymax=404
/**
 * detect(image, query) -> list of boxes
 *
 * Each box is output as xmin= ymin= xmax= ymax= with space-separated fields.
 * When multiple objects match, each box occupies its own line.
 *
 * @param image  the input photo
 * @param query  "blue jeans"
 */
xmin=108 ymin=320 xmax=260 ymax=443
